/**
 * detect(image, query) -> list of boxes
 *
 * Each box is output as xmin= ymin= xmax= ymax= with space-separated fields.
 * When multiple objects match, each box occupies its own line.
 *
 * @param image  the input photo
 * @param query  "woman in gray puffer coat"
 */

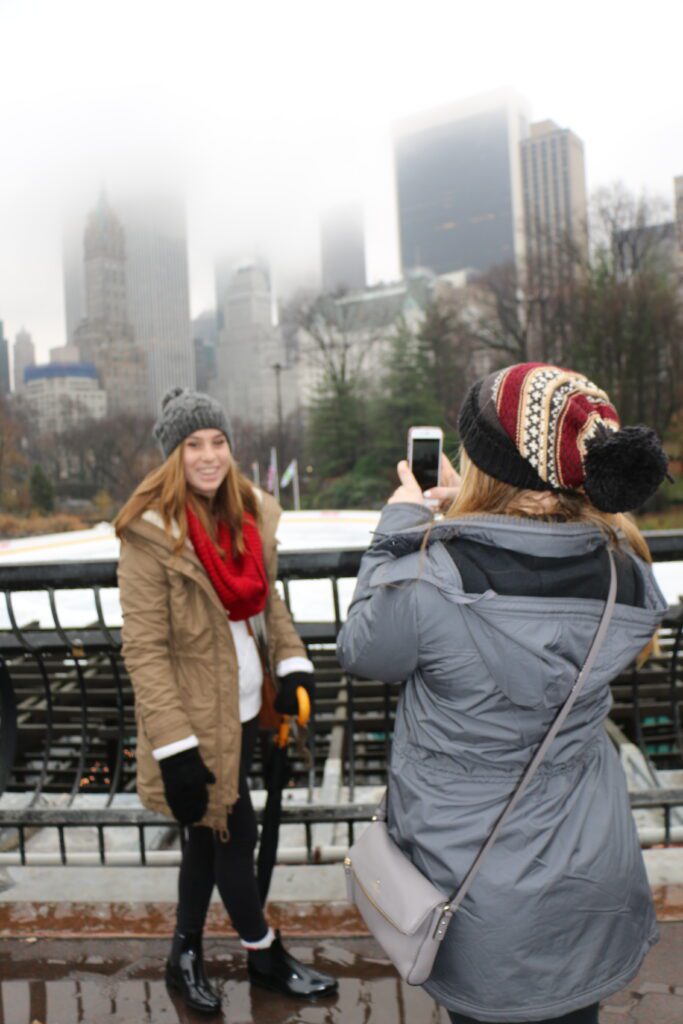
xmin=337 ymin=364 xmax=670 ymax=1024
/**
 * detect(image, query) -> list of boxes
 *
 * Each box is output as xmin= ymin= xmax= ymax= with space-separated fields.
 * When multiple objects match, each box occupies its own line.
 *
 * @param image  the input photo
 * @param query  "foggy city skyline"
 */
xmin=2 ymin=0 xmax=683 ymax=365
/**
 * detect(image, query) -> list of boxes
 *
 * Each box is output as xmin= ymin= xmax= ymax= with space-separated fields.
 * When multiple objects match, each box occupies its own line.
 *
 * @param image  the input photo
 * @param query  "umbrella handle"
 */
xmin=276 ymin=686 xmax=311 ymax=748
xmin=296 ymin=685 xmax=311 ymax=727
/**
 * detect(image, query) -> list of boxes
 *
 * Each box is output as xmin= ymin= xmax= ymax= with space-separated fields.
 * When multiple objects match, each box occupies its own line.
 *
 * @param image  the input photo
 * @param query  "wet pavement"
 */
xmin=1 ymin=929 xmax=683 ymax=1024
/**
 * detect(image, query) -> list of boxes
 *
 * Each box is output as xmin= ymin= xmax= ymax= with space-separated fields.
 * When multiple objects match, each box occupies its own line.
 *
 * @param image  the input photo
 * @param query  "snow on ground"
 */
xmin=0 ymin=512 xmax=680 ymax=630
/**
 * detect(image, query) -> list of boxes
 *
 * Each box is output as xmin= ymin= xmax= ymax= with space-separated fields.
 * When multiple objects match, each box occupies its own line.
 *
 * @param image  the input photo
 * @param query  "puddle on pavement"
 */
xmin=0 ymin=937 xmax=450 ymax=1023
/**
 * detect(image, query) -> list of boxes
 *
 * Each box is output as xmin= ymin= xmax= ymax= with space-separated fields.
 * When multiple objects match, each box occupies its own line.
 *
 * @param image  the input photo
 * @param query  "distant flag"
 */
xmin=280 ymin=459 xmax=296 ymax=489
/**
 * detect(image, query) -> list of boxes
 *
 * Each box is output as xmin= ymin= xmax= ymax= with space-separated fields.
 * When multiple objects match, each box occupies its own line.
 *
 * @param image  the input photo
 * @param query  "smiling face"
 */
xmin=182 ymin=428 xmax=231 ymax=497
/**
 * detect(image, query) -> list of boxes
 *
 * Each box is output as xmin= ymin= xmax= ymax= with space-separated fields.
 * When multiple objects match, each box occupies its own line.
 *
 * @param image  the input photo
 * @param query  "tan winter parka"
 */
xmin=117 ymin=491 xmax=306 ymax=831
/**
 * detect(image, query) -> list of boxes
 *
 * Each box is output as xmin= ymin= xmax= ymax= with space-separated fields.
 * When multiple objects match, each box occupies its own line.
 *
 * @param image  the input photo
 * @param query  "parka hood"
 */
xmin=370 ymin=507 xmax=667 ymax=711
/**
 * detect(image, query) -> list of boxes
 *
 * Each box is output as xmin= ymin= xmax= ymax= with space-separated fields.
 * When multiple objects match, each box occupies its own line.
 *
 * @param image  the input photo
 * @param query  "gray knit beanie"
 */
xmin=153 ymin=386 xmax=233 ymax=458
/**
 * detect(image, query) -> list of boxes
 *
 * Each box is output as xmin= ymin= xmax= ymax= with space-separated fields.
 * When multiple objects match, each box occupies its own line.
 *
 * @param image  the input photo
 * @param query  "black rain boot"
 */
xmin=247 ymin=929 xmax=338 ymax=998
xmin=165 ymin=929 xmax=222 ymax=1015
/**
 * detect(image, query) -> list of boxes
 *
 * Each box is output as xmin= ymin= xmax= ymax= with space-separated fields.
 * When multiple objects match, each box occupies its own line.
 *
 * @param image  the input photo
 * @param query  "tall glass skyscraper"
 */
xmin=394 ymin=91 xmax=530 ymax=277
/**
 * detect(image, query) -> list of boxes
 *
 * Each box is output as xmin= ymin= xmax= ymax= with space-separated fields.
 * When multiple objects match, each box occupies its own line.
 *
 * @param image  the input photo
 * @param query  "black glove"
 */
xmin=274 ymin=671 xmax=315 ymax=717
xmin=158 ymin=747 xmax=216 ymax=825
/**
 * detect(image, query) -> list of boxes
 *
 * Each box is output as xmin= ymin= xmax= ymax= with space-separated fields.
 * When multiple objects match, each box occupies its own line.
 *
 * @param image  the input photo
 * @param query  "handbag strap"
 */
xmin=374 ymin=549 xmax=618 ymax=913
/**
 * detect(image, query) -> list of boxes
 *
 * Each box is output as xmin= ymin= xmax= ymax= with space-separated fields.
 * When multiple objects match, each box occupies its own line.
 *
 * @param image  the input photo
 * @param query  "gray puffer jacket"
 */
xmin=337 ymin=503 xmax=667 ymax=1022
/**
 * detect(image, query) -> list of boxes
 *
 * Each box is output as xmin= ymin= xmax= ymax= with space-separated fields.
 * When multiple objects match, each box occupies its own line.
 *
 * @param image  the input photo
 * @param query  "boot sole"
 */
xmin=165 ymin=967 xmax=223 ymax=1015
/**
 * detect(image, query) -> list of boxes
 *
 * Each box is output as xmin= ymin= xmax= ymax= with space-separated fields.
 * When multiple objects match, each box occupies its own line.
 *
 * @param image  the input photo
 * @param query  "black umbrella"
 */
xmin=257 ymin=687 xmax=311 ymax=905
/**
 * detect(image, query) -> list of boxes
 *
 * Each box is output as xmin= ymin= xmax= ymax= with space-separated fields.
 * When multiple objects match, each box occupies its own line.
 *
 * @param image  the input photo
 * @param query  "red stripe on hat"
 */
xmin=496 ymin=363 xmax=545 ymax=444
xmin=556 ymin=394 xmax=620 ymax=488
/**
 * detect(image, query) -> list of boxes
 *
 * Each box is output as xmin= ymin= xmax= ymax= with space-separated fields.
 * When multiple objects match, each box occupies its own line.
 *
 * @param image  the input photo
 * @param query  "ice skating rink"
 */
xmin=0 ymin=511 xmax=679 ymax=629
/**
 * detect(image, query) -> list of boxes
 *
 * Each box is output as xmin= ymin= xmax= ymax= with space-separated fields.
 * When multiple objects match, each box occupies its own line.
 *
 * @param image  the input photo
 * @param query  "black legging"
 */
xmin=176 ymin=716 xmax=267 ymax=943
xmin=448 ymin=1004 xmax=599 ymax=1024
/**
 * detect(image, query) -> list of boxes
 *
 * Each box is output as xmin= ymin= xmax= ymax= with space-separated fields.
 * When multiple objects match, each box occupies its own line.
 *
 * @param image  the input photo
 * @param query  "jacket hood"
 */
xmin=371 ymin=510 xmax=667 ymax=710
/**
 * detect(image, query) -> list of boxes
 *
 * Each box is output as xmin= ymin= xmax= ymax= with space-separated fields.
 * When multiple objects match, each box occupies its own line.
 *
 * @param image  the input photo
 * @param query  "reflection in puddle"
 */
xmin=0 ymin=938 xmax=449 ymax=1023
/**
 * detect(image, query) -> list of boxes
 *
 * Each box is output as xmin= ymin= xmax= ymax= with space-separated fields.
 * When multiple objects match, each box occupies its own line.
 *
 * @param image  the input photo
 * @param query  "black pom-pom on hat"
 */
xmin=583 ymin=424 xmax=669 ymax=513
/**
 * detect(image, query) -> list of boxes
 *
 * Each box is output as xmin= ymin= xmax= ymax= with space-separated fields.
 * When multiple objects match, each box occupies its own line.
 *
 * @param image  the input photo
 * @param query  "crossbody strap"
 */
xmin=374 ymin=549 xmax=618 ymax=912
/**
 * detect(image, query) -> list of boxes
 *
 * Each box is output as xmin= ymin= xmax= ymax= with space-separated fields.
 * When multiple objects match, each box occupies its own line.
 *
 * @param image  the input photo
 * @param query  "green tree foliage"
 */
xmin=561 ymin=190 xmax=683 ymax=435
xmin=30 ymin=464 xmax=54 ymax=513
xmin=308 ymin=371 xmax=369 ymax=480
xmin=371 ymin=318 xmax=444 ymax=475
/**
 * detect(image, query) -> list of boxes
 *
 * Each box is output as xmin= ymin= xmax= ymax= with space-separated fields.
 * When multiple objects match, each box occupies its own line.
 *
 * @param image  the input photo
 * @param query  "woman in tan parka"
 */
xmin=116 ymin=387 xmax=337 ymax=1015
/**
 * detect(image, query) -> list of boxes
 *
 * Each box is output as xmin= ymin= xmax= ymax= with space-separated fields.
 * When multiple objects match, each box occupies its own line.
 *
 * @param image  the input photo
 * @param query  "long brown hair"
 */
xmin=114 ymin=442 xmax=261 ymax=556
xmin=445 ymin=449 xmax=651 ymax=564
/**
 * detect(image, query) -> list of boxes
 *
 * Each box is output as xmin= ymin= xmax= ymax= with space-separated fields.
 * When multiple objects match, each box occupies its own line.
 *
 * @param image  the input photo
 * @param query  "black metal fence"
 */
xmin=0 ymin=532 xmax=682 ymax=865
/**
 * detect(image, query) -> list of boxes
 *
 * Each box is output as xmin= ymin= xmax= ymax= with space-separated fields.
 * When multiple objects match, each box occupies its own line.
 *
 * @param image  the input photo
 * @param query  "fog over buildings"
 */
xmin=1 ymin=0 xmax=682 ymax=365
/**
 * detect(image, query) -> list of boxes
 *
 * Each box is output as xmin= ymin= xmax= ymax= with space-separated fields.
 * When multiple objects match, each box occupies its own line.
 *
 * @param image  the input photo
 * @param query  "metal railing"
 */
xmin=0 ymin=532 xmax=681 ymax=865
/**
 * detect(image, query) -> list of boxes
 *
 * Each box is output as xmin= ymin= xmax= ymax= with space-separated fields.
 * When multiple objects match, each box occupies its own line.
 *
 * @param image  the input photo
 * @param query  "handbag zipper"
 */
xmin=344 ymin=856 xmax=414 ymax=933
xmin=345 ymin=856 xmax=451 ymax=940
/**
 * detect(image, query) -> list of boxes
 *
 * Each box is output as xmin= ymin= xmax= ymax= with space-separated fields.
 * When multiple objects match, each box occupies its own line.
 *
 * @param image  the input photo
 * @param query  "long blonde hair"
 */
xmin=114 ymin=443 xmax=261 ymax=556
xmin=445 ymin=449 xmax=651 ymax=564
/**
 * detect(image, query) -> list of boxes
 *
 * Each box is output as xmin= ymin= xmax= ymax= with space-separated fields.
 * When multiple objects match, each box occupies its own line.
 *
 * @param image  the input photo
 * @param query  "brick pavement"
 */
xmin=1 ymin=926 xmax=682 ymax=1023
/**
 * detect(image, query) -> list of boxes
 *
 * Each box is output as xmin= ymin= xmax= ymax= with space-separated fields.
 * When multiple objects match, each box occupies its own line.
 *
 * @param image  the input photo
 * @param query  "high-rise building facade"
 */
xmin=73 ymin=195 xmax=148 ymax=416
xmin=521 ymin=120 xmax=588 ymax=282
xmin=121 ymin=197 xmax=194 ymax=411
xmin=64 ymin=193 xmax=193 ymax=413
xmin=13 ymin=328 xmax=35 ymax=391
xmin=320 ymin=204 xmax=367 ymax=293
xmin=0 ymin=322 xmax=10 ymax=396
xmin=213 ymin=262 xmax=292 ymax=428
xmin=82 ymin=196 xmax=128 ymax=326
xmin=192 ymin=311 xmax=218 ymax=394
xmin=394 ymin=91 xmax=530 ymax=277
xmin=62 ymin=219 xmax=87 ymax=346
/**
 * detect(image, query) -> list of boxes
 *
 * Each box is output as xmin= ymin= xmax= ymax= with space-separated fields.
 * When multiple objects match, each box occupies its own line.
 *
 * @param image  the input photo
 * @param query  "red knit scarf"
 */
xmin=185 ymin=504 xmax=268 ymax=621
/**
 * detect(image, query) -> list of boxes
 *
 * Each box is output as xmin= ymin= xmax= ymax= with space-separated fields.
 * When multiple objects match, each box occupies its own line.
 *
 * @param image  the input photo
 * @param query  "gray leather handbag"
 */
xmin=344 ymin=552 xmax=617 ymax=985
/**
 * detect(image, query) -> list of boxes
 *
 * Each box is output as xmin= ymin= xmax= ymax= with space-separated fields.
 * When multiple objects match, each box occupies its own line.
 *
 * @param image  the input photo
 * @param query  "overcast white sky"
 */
xmin=2 ymin=0 xmax=682 ymax=362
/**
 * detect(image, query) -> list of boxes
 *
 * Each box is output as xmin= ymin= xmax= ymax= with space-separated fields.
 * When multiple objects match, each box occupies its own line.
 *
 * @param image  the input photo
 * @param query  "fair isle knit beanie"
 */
xmin=153 ymin=386 xmax=233 ymax=458
xmin=458 ymin=363 xmax=668 ymax=513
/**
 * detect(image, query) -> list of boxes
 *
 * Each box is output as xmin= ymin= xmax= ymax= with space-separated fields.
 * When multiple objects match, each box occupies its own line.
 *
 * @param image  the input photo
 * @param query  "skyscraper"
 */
xmin=82 ymin=195 xmax=128 ymax=325
xmin=521 ymin=120 xmax=588 ymax=282
xmin=192 ymin=310 xmax=218 ymax=393
xmin=13 ymin=328 xmax=35 ymax=392
xmin=74 ymin=195 xmax=148 ymax=416
xmin=62 ymin=218 xmax=87 ymax=346
xmin=213 ymin=262 xmax=292 ymax=428
xmin=64 ymin=192 xmax=194 ymax=413
xmin=320 ymin=204 xmax=367 ymax=294
xmin=120 ymin=197 xmax=194 ymax=411
xmin=0 ymin=322 xmax=10 ymax=396
xmin=394 ymin=90 xmax=530 ymax=277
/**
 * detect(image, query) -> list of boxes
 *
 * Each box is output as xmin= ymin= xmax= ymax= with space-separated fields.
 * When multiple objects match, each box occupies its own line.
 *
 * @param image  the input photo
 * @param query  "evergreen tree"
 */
xmin=30 ymin=464 xmax=54 ymax=513
xmin=372 ymin=318 xmax=444 ymax=474
xmin=307 ymin=371 xmax=369 ymax=480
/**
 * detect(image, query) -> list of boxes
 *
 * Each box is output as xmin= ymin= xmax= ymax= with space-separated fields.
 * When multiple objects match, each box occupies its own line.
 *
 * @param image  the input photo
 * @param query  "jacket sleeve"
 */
xmin=118 ymin=537 xmax=195 ymax=750
xmin=336 ymin=503 xmax=433 ymax=682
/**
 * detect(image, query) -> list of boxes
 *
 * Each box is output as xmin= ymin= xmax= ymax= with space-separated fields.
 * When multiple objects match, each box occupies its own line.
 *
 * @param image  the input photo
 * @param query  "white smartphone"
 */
xmin=407 ymin=426 xmax=443 ymax=492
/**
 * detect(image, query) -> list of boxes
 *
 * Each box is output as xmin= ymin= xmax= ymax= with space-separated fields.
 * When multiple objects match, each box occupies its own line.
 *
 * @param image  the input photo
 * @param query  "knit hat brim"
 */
xmin=458 ymin=379 xmax=548 ymax=491
xmin=153 ymin=386 xmax=233 ymax=459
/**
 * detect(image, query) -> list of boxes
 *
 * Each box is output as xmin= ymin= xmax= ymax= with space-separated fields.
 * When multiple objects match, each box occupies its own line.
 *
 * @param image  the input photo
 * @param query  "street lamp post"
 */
xmin=272 ymin=361 xmax=285 ymax=464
